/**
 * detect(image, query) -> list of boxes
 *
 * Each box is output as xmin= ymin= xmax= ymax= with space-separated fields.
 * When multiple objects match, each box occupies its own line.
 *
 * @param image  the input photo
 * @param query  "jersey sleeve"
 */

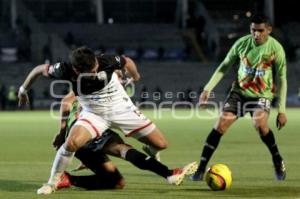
xmin=46 ymin=62 xmax=68 ymax=79
xmin=204 ymin=39 xmax=239 ymax=91
xmin=274 ymin=46 xmax=287 ymax=113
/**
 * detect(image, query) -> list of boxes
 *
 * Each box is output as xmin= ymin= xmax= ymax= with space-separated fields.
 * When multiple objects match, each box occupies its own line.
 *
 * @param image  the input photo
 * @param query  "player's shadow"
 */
xmin=0 ymin=179 xmax=38 ymax=192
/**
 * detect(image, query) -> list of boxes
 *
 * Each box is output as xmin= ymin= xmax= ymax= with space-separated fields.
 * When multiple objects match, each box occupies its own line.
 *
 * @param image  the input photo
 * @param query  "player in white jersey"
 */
xmin=18 ymin=46 xmax=181 ymax=194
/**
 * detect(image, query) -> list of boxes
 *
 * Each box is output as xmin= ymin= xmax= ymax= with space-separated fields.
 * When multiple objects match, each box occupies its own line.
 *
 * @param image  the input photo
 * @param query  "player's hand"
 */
xmin=199 ymin=90 xmax=210 ymax=107
xmin=18 ymin=92 xmax=29 ymax=107
xmin=52 ymin=128 xmax=66 ymax=150
xmin=276 ymin=113 xmax=287 ymax=130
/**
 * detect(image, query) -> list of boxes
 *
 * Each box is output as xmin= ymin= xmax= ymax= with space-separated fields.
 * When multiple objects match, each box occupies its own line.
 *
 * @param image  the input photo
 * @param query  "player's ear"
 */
xmin=266 ymin=25 xmax=272 ymax=34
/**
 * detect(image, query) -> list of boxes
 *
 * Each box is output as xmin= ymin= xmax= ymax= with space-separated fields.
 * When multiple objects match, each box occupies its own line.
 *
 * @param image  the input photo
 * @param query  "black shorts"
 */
xmin=222 ymin=91 xmax=271 ymax=117
xmin=75 ymin=129 xmax=124 ymax=174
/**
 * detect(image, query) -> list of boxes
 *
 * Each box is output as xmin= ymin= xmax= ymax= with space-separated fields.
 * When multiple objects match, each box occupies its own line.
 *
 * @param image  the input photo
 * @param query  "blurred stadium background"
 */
xmin=0 ymin=0 xmax=299 ymax=110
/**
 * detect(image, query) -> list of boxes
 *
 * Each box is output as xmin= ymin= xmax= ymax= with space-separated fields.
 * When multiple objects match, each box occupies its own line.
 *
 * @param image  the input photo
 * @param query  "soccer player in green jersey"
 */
xmin=191 ymin=14 xmax=287 ymax=181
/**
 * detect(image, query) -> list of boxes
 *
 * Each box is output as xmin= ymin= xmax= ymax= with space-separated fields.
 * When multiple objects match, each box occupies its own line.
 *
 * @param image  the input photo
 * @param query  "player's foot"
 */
xmin=274 ymin=159 xmax=286 ymax=180
xmin=189 ymin=169 xmax=205 ymax=181
xmin=56 ymin=172 xmax=72 ymax=189
xmin=142 ymin=145 xmax=161 ymax=162
xmin=167 ymin=161 xmax=198 ymax=185
xmin=36 ymin=183 xmax=56 ymax=195
xmin=36 ymin=173 xmax=61 ymax=194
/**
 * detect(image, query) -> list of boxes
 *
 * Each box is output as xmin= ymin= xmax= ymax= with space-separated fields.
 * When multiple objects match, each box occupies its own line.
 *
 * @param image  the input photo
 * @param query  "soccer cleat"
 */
xmin=36 ymin=183 xmax=56 ymax=195
xmin=56 ymin=172 xmax=72 ymax=189
xmin=167 ymin=161 xmax=198 ymax=185
xmin=36 ymin=173 xmax=62 ymax=194
xmin=274 ymin=160 xmax=286 ymax=180
xmin=142 ymin=145 xmax=161 ymax=162
xmin=189 ymin=170 xmax=205 ymax=181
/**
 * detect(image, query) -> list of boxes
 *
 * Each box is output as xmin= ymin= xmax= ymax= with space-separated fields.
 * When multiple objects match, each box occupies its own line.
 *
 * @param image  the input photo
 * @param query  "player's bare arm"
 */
xmin=123 ymin=57 xmax=140 ymax=81
xmin=274 ymin=43 xmax=288 ymax=130
xmin=18 ymin=64 xmax=49 ymax=106
xmin=53 ymin=91 xmax=76 ymax=150
xmin=199 ymin=55 xmax=235 ymax=107
xmin=59 ymin=91 xmax=76 ymax=129
xmin=276 ymin=84 xmax=287 ymax=130
xmin=199 ymin=90 xmax=210 ymax=105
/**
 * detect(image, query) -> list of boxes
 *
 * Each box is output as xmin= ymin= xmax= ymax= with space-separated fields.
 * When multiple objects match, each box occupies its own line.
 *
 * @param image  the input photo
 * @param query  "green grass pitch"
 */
xmin=0 ymin=108 xmax=300 ymax=199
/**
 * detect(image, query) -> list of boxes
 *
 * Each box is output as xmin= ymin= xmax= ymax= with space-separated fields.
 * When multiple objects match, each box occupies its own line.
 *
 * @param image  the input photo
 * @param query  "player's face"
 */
xmin=250 ymin=23 xmax=272 ymax=45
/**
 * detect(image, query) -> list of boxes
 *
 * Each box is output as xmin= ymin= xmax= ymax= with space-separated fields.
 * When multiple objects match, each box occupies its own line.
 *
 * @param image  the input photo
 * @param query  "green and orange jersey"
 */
xmin=204 ymin=34 xmax=287 ymax=113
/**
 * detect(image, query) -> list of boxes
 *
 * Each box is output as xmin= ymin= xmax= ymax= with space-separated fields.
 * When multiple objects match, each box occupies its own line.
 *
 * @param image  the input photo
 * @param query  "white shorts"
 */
xmin=73 ymin=107 xmax=156 ymax=139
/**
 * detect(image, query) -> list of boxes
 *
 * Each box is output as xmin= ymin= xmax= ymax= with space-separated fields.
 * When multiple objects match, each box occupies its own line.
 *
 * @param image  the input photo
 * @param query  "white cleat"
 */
xmin=36 ymin=183 xmax=56 ymax=195
xmin=183 ymin=161 xmax=198 ymax=176
xmin=167 ymin=161 xmax=198 ymax=185
xmin=37 ymin=173 xmax=62 ymax=195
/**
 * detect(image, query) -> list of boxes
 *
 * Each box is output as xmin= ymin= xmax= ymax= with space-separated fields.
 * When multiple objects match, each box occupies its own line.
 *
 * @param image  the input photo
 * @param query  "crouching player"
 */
xmin=52 ymin=92 xmax=197 ymax=192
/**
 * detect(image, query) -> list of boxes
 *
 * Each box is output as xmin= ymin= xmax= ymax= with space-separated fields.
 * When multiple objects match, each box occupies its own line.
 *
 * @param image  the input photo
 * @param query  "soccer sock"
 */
xmin=147 ymin=145 xmax=159 ymax=155
xmin=125 ymin=148 xmax=173 ymax=178
xmin=48 ymin=146 xmax=75 ymax=184
xmin=260 ymin=129 xmax=282 ymax=163
xmin=69 ymin=169 xmax=123 ymax=190
xmin=197 ymin=129 xmax=223 ymax=172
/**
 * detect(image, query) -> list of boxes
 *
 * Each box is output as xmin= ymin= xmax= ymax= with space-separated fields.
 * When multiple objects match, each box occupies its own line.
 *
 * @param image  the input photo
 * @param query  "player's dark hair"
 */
xmin=69 ymin=46 xmax=96 ymax=72
xmin=250 ymin=14 xmax=272 ymax=26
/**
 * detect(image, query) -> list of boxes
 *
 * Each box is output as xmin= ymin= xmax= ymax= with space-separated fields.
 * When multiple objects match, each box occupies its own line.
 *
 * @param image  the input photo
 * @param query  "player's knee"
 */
xmin=162 ymin=140 xmax=169 ymax=149
xmin=256 ymin=126 xmax=269 ymax=136
xmin=216 ymin=124 xmax=228 ymax=134
xmin=156 ymin=140 xmax=168 ymax=150
xmin=216 ymin=120 xmax=231 ymax=134
xmin=65 ymin=139 xmax=81 ymax=152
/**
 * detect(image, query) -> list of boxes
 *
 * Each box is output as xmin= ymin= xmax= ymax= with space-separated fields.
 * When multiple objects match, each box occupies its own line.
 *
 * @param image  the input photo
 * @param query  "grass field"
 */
xmin=0 ymin=108 xmax=300 ymax=199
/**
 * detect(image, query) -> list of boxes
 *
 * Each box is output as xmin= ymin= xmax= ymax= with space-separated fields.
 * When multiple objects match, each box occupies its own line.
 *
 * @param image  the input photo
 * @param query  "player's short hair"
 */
xmin=250 ymin=14 xmax=272 ymax=26
xmin=69 ymin=46 xmax=96 ymax=72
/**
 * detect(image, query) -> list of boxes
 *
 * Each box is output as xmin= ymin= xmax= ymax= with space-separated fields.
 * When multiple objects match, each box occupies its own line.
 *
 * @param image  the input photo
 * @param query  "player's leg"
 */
xmin=138 ymin=127 xmax=168 ymax=161
xmin=56 ymin=162 xmax=124 ymax=190
xmin=37 ymin=125 xmax=93 ymax=194
xmin=93 ymin=130 xmax=174 ymax=180
xmin=191 ymin=91 xmax=241 ymax=181
xmin=69 ymin=147 xmax=125 ymax=190
xmin=191 ymin=111 xmax=237 ymax=181
xmin=94 ymin=130 xmax=197 ymax=185
xmin=252 ymin=109 xmax=286 ymax=180
xmin=37 ymin=111 xmax=107 ymax=194
xmin=113 ymin=108 xmax=168 ymax=161
xmin=108 ymin=143 xmax=197 ymax=185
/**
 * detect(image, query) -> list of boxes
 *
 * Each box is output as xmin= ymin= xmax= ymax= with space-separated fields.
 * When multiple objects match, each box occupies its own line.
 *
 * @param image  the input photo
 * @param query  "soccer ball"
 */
xmin=205 ymin=163 xmax=232 ymax=191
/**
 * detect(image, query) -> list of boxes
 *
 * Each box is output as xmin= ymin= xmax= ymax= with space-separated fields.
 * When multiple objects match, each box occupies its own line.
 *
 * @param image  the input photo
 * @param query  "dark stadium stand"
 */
xmin=23 ymin=0 xmax=96 ymax=23
xmin=0 ymin=0 xmax=299 ymax=109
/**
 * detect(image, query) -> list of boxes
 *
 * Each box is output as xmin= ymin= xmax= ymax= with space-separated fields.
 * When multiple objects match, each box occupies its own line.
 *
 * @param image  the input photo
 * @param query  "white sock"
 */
xmin=48 ymin=146 xmax=74 ymax=184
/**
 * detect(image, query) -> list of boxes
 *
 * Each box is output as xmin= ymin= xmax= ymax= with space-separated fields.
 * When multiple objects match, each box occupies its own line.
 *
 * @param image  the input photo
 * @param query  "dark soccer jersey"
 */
xmin=46 ymin=54 xmax=126 ymax=95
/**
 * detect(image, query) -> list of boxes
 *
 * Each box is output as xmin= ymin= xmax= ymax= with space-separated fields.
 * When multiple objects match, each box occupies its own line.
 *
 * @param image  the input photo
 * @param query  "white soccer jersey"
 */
xmin=77 ymin=72 xmax=135 ymax=114
xmin=46 ymin=54 xmax=155 ymax=138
